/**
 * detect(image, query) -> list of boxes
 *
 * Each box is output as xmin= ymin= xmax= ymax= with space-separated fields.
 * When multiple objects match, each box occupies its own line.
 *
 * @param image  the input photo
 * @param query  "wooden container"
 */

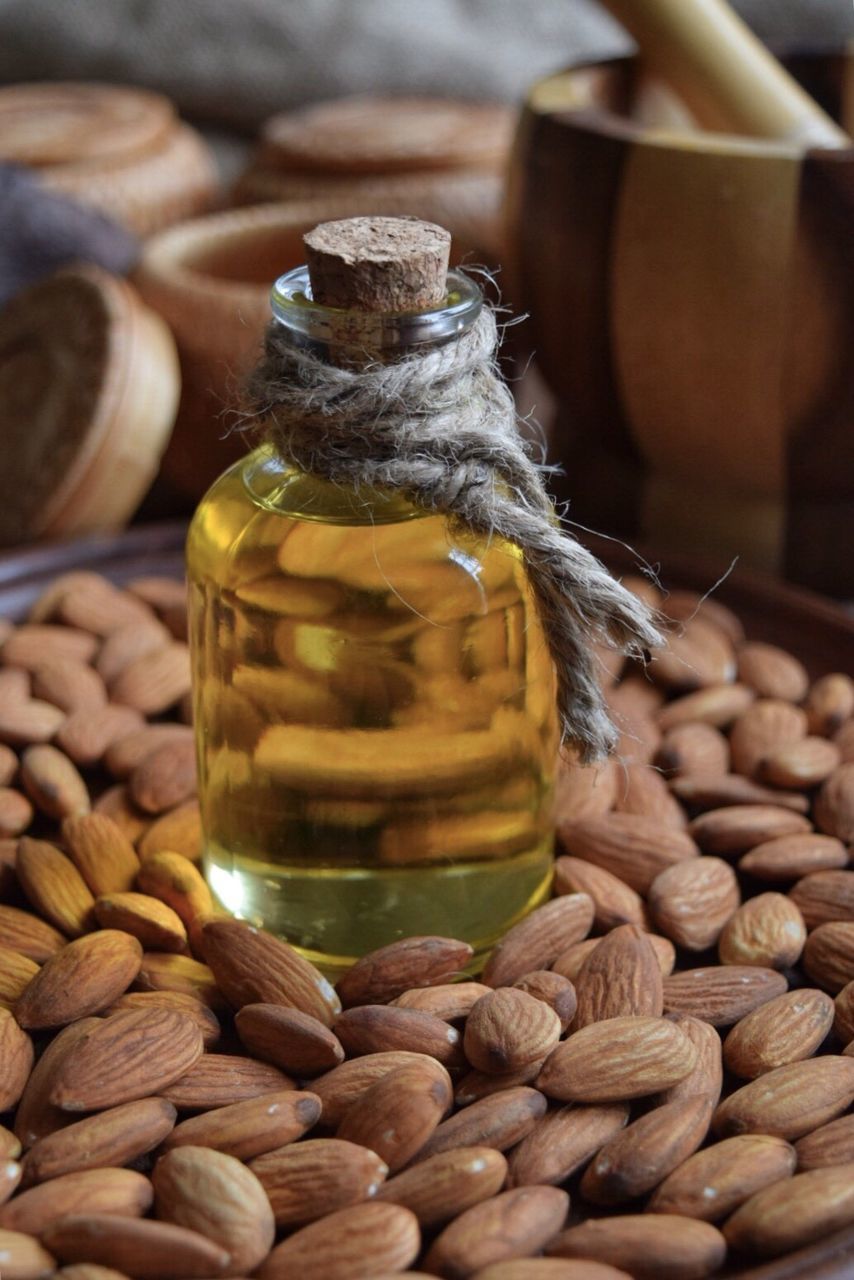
xmin=135 ymin=189 xmax=500 ymax=500
xmin=0 ymin=82 xmax=219 ymax=237
xmin=508 ymin=51 xmax=854 ymax=596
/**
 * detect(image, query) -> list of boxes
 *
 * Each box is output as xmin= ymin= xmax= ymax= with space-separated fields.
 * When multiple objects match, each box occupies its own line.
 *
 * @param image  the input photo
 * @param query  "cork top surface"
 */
xmin=304 ymin=216 xmax=452 ymax=312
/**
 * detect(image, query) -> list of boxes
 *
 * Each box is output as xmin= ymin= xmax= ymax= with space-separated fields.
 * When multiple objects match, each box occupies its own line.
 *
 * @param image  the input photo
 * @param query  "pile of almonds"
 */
xmin=0 ymin=568 xmax=851 ymax=1280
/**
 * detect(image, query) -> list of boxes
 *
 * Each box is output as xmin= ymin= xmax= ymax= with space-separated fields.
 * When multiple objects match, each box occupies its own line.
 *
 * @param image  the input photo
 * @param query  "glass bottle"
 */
xmin=186 ymin=219 xmax=559 ymax=973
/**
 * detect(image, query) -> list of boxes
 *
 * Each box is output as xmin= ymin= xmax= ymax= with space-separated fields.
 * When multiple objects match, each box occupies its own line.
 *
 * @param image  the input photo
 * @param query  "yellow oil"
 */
xmin=187 ymin=443 xmax=559 ymax=972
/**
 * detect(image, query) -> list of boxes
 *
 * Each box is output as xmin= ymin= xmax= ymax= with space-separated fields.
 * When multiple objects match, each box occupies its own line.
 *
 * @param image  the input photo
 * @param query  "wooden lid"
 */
xmin=0 ymin=265 xmax=180 ymax=545
xmin=0 ymin=83 xmax=174 ymax=168
xmin=305 ymin=216 xmax=451 ymax=311
xmin=261 ymin=96 xmax=515 ymax=175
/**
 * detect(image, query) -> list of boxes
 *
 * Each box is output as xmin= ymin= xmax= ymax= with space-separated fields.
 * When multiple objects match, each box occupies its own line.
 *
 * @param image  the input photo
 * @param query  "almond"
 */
xmin=513 ymin=972 xmax=577 ymax=1031
xmin=714 ymin=1057 xmax=854 ymax=1140
xmin=105 ymin=990 xmax=220 ymax=1049
xmin=164 ymin=1089 xmax=319 ymax=1161
xmin=252 ymin=1136 xmax=388 ymax=1227
xmin=159 ymin=1053 xmax=293 ymax=1110
xmin=14 ymin=930 xmax=142 ymax=1029
xmin=392 ymin=982 xmax=492 ymax=1022
xmin=0 ymin=741 xmax=19 ymax=785
xmin=27 ymin=572 xmax=111 ymax=624
xmin=611 ymin=762 xmax=686 ymax=829
xmin=0 ymin=1126 xmax=20 ymax=1161
xmin=378 ymin=1146 xmax=507 ymax=1228
xmin=730 ymin=699 xmax=808 ymax=778
xmin=133 ymin=952 xmax=223 ymax=1010
xmin=31 ymin=660 xmax=106 ymax=715
xmin=0 ymin=1009 xmax=33 ymax=1112
xmin=554 ymin=756 xmax=618 ymax=823
xmin=789 ymin=869 xmax=854 ymax=929
xmin=92 ymin=785 xmax=149 ymax=844
xmin=507 ymin=1103 xmax=629 ymax=1188
xmin=136 ymin=800 xmax=202 ymax=862
xmin=648 ymin=858 xmax=740 ymax=952
xmin=15 ymin=837 xmax=94 ymax=937
xmin=835 ymin=981 xmax=854 ymax=1043
xmin=537 ymin=1017 xmax=696 ymax=1103
xmin=657 ymin=683 xmax=755 ymax=731
xmin=718 ymin=894 xmax=806 ymax=969
xmin=152 ymin=1145 xmax=274 ymax=1276
xmin=2 ymin=626 xmax=97 ymax=670
xmin=424 ymin=1186 xmax=569 ymax=1279
xmin=0 ymin=1227 xmax=55 ymax=1279
xmin=19 ymin=747 xmax=89 ymax=821
xmin=572 ymin=925 xmax=663 ymax=1028
xmin=55 ymin=705 xmax=144 ymax=769
xmin=338 ymin=1061 xmax=451 ymax=1169
xmin=557 ymin=815 xmax=698 ymax=894
xmin=454 ymin=1063 xmax=545 ymax=1107
xmin=256 ymin=1202 xmax=419 ymax=1280
xmin=659 ymin=1018 xmax=723 ymax=1106
xmin=482 ymin=896 xmax=595 ymax=988
xmin=663 ymin=966 xmax=787 ymax=1027
xmin=738 ymin=833 xmax=849 ymax=881
xmin=415 ymin=1086 xmax=547 ymax=1163
xmin=104 ymin=724 xmax=195 ymax=780
xmin=127 ymin=575 xmax=188 ymax=615
xmin=648 ymin=1133 xmax=796 ymax=1221
xmin=0 ymin=665 xmax=29 ymax=706
xmin=688 ymin=805 xmax=811 ymax=855
xmin=95 ymin=620 xmax=171 ymax=685
xmin=201 ymin=918 xmax=341 ymax=1024
xmin=737 ymin=642 xmax=808 ymax=703
xmin=0 ymin=790 xmax=32 ymax=838
xmin=235 ymin=1003 xmax=344 ymax=1076
xmin=21 ymin=1098 xmax=176 ymax=1185
xmin=0 ymin=701 xmax=65 ymax=748
xmin=657 ymin=723 xmax=730 ymax=778
xmin=336 ymin=936 xmax=473 ymax=1008
xmin=55 ymin=580 xmax=155 ymax=637
xmin=723 ymin=1164 xmax=854 ymax=1258
xmin=802 ymin=922 xmax=854 ymax=992
xmin=465 ymin=988 xmax=561 ymax=1074
xmin=14 ymin=1019 xmax=99 ymax=1149
xmin=670 ymin=773 xmax=809 ymax=814
xmin=794 ymin=1113 xmax=854 ymax=1170
xmin=0 ymin=1167 xmax=152 ymax=1235
xmin=553 ymin=934 xmax=676 ymax=984
xmin=310 ymin=1051 xmax=446 ymax=1128
xmin=650 ymin=618 xmax=736 ymax=692
xmin=760 ymin=737 xmax=841 ymax=789
xmin=806 ymin=674 xmax=854 ymax=736
xmin=663 ymin=594 xmax=744 ymax=644
xmin=0 ymin=904 xmax=64 ymax=961
xmin=135 ymin=852 xmax=212 ymax=934
xmin=580 ymin=1095 xmax=713 ymax=1205
xmin=548 ymin=1215 xmax=726 ymax=1280
xmin=723 ymin=988 xmax=835 ymax=1079
xmin=49 ymin=1007 xmax=204 ymax=1110
xmin=553 ymin=857 xmax=646 ymax=932
xmin=333 ymin=1005 xmax=462 ymax=1066
xmin=129 ymin=738 xmax=196 ymax=815
xmin=93 ymin=892 xmax=187 ymax=953
xmin=42 ymin=1214 xmax=230 ymax=1278
xmin=110 ymin=643 xmax=191 ymax=716
xmin=0 ymin=945 xmax=39 ymax=1007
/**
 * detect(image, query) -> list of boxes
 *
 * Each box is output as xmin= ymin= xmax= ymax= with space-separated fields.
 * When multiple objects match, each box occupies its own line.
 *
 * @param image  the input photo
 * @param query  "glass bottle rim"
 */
xmin=270 ymin=265 xmax=482 ymax=350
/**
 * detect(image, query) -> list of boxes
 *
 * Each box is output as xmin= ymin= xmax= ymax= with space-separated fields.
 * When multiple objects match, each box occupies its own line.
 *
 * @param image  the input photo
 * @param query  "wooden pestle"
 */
xmin=599 ymin=0 xmax=850 ymax=148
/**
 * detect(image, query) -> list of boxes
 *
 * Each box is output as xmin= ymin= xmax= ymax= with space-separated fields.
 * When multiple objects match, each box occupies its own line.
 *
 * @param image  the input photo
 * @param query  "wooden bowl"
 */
xmin=508 ymin=50 xmax=854 ymax=597
xmin=135 ymin=189 xmax=503 ymax=500
xmin=0 ymin=82 xmax=220 ymax=237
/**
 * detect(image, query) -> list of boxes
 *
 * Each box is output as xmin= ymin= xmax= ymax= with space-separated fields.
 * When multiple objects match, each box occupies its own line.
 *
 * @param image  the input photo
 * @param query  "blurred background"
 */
xmin=0 ymin=0 xmax=852 ymax=591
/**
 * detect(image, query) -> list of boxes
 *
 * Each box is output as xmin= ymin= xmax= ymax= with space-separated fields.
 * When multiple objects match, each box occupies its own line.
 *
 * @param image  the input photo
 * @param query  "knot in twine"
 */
xmin=243 ymin=306 xmax=663 ymax=761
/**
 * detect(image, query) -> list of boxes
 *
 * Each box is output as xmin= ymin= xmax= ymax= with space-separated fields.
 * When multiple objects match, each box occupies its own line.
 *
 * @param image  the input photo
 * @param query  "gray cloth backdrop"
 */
xmin=0 ymin=0 xmax=851 ymax=132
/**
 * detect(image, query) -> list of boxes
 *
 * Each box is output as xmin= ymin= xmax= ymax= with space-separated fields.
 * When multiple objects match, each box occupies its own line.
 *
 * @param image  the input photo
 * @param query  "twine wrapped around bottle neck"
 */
xmin=242 ymin=304 xmax=663 ymax=762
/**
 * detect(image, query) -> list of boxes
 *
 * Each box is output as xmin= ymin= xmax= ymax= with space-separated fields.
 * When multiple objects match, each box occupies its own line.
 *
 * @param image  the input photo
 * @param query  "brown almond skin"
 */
xmin=553 ymin=857 xmax=647 ymax=932
xmin=659 ymin=1018 xmax=724 ymax=1107
xmin=164 ymin=1089 xmax=319 ymax=1160
xmin=671 ymin=774 xmax=809 ymax=814
xmin=464 ymin=988 xmax=561 ymax=1074
xmin=729 ymin=700 xmax=807 ymax=778
xmin=688 ymin=805 xmax=811 ymax=856
xmin=393 ymin=983 xmax=493 ymax=1022
xmin=835 ymin=981 xmax=854 ymax=1044
xmin=256 ymin=1202 xmax=420 ymax=1280
xmin=333 ymin=1004 xmax=462 ymax=1066
xmin=806 ymin=673 xmax=854 ymax=736
xmin=338 ymin=1061 xmax=451 ymax=1170
xmin=657 ymin=683 xmax=754 ymax=731
xmin=159 ymin=1053 xmax=293 ymax=1110
xmin=648 ymin=858 xmax=740 ymax=952
xmin=662 ymin=966 xmax=788 ymax=1027
xmin=581 ymin=1095 xmax=713 ymax=1206
xmin=135 ymin=851 xmax=213 ymax=931
xmin=0 ymin=789 xmax=33 ymax=838
xmin=723 ymin=1164 xmax=854 ymax=1258
xmin=49 ymin=1008 xmax=204 ymax=1111
xmin=31 ymin=659 xmax=106 ymax=715
xmin=815 ymin=762 xmax=854 ymax=843
xmin=0 ymin=945 xmax=39 ymax=1008
xmin=0 ymin=1007 xmax=34 ymax=1112
xmin=14 ymin=930 xmax=143 ymax=1029
xmin=424 ymin=1186 xmax=569 ymax=1279
xmin=513 ymin=972 xmax=576 ymax=1032
xmin=15 ymin=837 xmax=95 ymax=938
xmin=507 ymin=1104 xmax=629 ymax=1188
xmin=789 ymin=869 xmax=854 ymax=930
xmin=537 ymin=1017 xmax=696 ymax=1103
xmin=19 ymin=747 xmax=90 ymax=821
xmin=311 ymin=1051 xmax=447 ymax=1128
xmin=739 ymin=833 xmax=848 ymax=882
xmin=61 ymin=813 xmax=140 ymax=896
xmin=201 ymin=918 xmax=341 ymax=1025
xmin=454 ymin=1063 xmax=545 ymax=1108
xmin=55 ymin=704 xmax=145 ymax=769
xmin=129 ymin=737 xmax=196 ymax=815
xmin=152 ymin=1145 xmax=275 ymax=1277
xmin=737 ymin=642 xmax=808 ymax=703
xmin=0 ymin=1167 xmax=152 ymax=1235
xmin=104 ymin=724 xmax=194 ymax=780
xmin=0 ymin=700 xmax=65 ymax=748
xmin=612 ymin=760 xmax=686 ymax=829
xmin=336 ymin=935 xmax=473 ymax=1007
xmin=761 ymin=736 xmax=841 ymax=789
xmin=556 ymin=816 xmax=698 ymax=895
xmin=723 ymin=989 xmax=835 ymax=1079
xmin=794 ymin=1114 xmax=854 ymax=1171
xmin=714 ymin=1057 xmax=854 ymax=1140
xmin=718 ymin=893 xmax=806 ymax=969
xmin=0 ymin=1226 xmax=55 ymax=1278
xmin=414 ymin=1086 xmax=547 ymax=1163
xmin=650 ymin=617 xmax=735 ymax=692
xmin=14 ymin=1018 xmax=100 ymax=1149
xmin=378 ymin=1147 xmax=507 ymax=1228
xmin=482 ymin=895 xmax=595 ymax=988
xmin=656 ymin=723 xmax=730 ymax=779
xmin=105 ymin=991 xmax=220 ymax=1049
xmin=471 ymin=1264 xmax=632 ymax=1280
xmin=235 ymin=1003 xmax=344 ymax=1076
xmin=137 ymin=799 xmax=202 ymax=863
xmin=134 ymin=952 xmax=224 ymax=1011
xmin=649 ymin=1133 xmax=796 ymax=1221
xmin=21 ymin=1097 xmax=176 ymax=1185
xmin=547 ymin=1215 xmax=726 ymax=1280
xmin=251 ymin=1137 xmax=387 ymax=1227
xmin=93 ymin=892 xmax=187 ymax=954
xmin=110 ymin=643 xmax=191 ymax=718
xmin=42 ymin=1213 xmax=230 ymax=1278
xmin=803 ymin=922 xmax=854 ymax=993
xmin=572 ymin=924 xmax=664 ymax=1029
xmin=92 ymin=785 xmax=149 ymax=844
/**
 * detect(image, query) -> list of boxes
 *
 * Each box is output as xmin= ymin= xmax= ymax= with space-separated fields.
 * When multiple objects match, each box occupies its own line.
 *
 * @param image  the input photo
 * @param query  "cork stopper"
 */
xmin=304 ymin=215 xmax=451 ymax=313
